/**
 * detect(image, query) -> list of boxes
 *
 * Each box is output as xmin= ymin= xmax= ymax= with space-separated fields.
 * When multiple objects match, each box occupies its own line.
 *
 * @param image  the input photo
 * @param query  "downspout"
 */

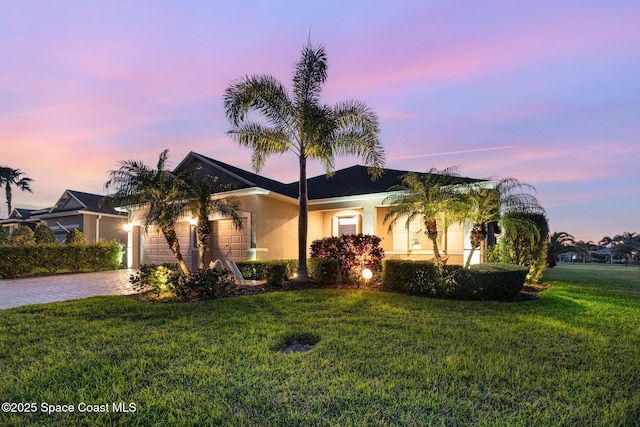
xmin=96 ymin=215 xmax=102 ymax=242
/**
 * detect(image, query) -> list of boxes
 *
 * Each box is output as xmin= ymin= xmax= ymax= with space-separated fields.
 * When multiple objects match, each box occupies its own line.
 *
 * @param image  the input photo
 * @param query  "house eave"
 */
xmin=308 ymin=190 xmax=404 ymax=206
xmin=34 ymin=210 xmax=127 ymax=220
xmin=222 ymin=187 xmax=298 ymax=204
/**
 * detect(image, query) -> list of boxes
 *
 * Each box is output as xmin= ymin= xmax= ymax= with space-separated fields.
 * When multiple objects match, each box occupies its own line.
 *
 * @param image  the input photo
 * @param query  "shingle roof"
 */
xmin=50 ymin=190 xmax=125 ymax=215
xmin=189 ymin=152 xmax=483 ymax=201
xmin=10 ymin=208 xmax=36 ymax=219
xmin=191 ymin=153 xmax=299 ymax=198
xmin=305 ymin=165 xmax=482 ymax=200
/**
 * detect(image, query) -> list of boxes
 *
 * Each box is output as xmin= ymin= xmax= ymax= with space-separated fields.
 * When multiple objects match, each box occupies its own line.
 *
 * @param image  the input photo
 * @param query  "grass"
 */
xmin=1 ymin=263 xmax=639 ymax=426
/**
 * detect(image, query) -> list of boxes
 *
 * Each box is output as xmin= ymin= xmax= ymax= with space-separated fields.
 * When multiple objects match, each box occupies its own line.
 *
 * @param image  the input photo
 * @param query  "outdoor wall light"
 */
xmin=123 ymin=224 xmax=132 ymax=232
xmin=189 ymin=217 xmax=198 ymax=226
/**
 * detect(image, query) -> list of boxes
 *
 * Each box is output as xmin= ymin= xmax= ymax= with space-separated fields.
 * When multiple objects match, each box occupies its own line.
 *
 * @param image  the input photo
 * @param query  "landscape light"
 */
xmin=361 ymin=268 xmax=373 ymax=288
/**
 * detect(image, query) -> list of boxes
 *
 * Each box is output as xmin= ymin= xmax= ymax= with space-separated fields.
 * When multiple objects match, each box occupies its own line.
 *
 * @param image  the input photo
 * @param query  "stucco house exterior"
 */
xmin=1 ymin=189 xmax=128 ymax=245
xmin=121 ymin=152 xmax=492 ymax=270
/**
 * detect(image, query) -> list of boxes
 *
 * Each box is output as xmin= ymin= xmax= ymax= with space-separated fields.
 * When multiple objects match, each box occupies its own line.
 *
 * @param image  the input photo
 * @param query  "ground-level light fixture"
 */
xmin=361 ymin=268 xmax=373 ymax=288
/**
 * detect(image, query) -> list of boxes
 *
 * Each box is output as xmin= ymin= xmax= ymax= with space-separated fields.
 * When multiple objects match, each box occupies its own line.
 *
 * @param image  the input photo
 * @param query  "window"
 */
xmin=332 ymin=212 xmax=360 ymax=236
xmin=337 ymin=216 xmax=358 ymax=236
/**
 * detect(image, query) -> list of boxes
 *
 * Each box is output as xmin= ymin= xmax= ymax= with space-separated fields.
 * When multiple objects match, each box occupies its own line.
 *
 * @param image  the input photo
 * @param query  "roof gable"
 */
xmin=176 ymin=152 xmax=298 ymax=198
xmin=50 ymin=190 xmax=123 ymax=215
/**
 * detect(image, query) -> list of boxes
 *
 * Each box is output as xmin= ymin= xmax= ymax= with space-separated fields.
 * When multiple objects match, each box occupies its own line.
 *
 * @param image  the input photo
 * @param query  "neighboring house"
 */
xmin=122 ymin=151 xmax=493 ymax=270
xmin=0 ymin=207 xmax=50 ymax=235
xmin=1 ymin=190 xmax=128 ymax=245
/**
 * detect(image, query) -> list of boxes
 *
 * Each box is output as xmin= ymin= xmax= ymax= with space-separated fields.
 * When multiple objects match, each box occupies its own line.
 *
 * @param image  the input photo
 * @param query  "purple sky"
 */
xmin=1 ymin=1 xmax=638 ymax=243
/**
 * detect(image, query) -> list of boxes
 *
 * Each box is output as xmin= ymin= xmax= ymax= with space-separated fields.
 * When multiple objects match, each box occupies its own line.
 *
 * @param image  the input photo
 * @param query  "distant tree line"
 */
xmin=547 ymin=231 xmax=640 ymax=266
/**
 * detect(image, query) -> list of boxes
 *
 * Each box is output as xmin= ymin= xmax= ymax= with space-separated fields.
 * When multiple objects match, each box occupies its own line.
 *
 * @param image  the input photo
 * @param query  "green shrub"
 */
xmin=381 ymin=260 xmax=527 ymax=301
xmin=9 ymin=225 xmax=35 ymax=246
xmin=498 ymin=212 xmax=549 ymax=284
xmin=236 ymin=260 xmax=297 ymax=282
xmin=310 ymin=234 xmax=384 ymax=283
xmin=464 ymin=263 xmax=529 ymax=300
xmin=307 ymin=258 xmax=341 ymax=286
xmin=129 ymin=263 xmax=180 ymax=294
xmin=265 ymin=262 xmax=288 ymax=287
xmin=64 ymin=229 xmax=86 ymax=245
xmin=235 ymin=259 xmax=341 ymax=286
xmin=170 ymin=268 xmax=235 ymax=299
xmin=0 ymin=227 xmax=10 ymax=244
xmin=381 ymin=260 xmax=442 ymax=295
xmin=34 ymin=224 xmax=57 ymax=244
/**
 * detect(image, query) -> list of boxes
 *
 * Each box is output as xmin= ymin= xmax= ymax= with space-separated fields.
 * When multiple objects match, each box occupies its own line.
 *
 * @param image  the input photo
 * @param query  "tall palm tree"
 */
xmin=224 ymin=43 xmax=384 ymax=281
xmin=103 ymin=149 xmax=192 ymax=275
xmin=185 ymin=174 xmax=243 ymax=269
xmin=461 ymin=178 xmax=543 ymax=268
xmin=382 ymin=167 xmax=466 ymax=265
xmin=0 ymin=167 xmax=33 ymax=217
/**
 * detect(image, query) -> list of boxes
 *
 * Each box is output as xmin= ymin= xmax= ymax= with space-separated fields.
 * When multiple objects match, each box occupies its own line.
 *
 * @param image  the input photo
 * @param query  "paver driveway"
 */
xmin=0 ymin=269 xmax=138 ymax=310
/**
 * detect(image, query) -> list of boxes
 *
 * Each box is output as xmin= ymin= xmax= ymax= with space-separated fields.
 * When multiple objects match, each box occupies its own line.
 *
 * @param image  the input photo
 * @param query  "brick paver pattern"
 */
xmin=0 ymin=269 xmax=138 ymax=310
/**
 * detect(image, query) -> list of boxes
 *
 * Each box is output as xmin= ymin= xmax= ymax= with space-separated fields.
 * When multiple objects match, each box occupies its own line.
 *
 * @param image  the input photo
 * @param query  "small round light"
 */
xmin=362 ymin=268 xmax=373 ymax=280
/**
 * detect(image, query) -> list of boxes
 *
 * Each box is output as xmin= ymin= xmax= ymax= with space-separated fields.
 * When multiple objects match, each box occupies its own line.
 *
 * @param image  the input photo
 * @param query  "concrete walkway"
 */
xmin=0 ymin=269 xmax=138 ymax=310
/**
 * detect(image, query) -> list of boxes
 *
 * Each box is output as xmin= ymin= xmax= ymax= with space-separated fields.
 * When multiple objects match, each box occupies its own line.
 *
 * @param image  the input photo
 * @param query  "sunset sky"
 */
xmin=1 ymin=1 xmax=638 ymax=243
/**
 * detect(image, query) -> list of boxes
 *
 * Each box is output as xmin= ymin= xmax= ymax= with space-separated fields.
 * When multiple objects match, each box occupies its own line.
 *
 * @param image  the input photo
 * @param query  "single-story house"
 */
xmin=1 ymin=189 xmax=128 ymax=245
xmin=121 ymin=151 xmax=494 ymax=270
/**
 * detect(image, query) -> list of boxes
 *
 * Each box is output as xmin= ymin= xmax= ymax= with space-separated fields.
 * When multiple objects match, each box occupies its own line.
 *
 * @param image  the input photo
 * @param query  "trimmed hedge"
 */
xmin=308 ymin=258 xmax=341 ymax=286
xmin=381 ymin=260 xmax=528 ymax=301
xmin=0 ymin=241 xmax=123 ymax=278
xmin=236 ymin=259 xmax=341 ymax=286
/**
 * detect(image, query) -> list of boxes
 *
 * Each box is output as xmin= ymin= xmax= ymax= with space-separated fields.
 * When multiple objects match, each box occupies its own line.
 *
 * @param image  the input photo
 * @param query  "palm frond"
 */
xmin=224 ymin=74 xmax=295 ymax=132
xmin=293 ymin=43 xmax=327 ymax=107
xmin=227 ymin=122 xmax=291 ymax=171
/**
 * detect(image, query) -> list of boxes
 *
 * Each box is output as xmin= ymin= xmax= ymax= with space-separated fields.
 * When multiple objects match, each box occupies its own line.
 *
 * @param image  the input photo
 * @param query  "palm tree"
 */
xmin=382 ymin=167 xmax=466 ymax=265
xmin=185 ymin=174 xmax=243 ymax=269
xmin=0 ymin=167 xmax=33 ymax=217
xmin=601 ymin=232 xmax=640 ymax=264
xmin=224 ymin=43 xmax=384 ymax=281
xmin=461 ymin=178 xmax=544 ymax=268
xmin=103 ymin=149 xmax=192 ymax=275
xmin=574 ymin=240 xmax=595 ymax=263
xmin=547 ymin=231 xmax=575 ymax=266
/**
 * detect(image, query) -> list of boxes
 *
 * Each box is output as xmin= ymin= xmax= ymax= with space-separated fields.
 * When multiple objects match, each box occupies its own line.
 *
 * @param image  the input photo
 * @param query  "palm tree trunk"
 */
xmin=465 ymin=223 xmax=487 ymax=268
xmin=5 ymin=185 xmax=12 ymax=215
xmin=296 ymin=155 xmax=309 ymax=282
xmin=161 ymin=225 xmax=190 ymax=275
xmin=431 ymin=237 xmax=442 ymax=264
xmin=426 ymin=220 xmax=442 ymax=264
xmin=196 ymin=220 xmax=212 ymax=270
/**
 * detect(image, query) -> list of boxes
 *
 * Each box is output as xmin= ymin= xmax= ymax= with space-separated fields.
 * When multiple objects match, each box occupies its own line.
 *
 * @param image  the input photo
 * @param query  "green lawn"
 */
xmin=1 ymin=264 xmax=639 ymax=426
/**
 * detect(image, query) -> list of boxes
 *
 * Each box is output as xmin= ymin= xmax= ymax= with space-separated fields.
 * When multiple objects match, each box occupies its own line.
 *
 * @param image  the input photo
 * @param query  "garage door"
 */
xmin=140 ymin=223 xmax=192 ymax=266
xmin=210 ymin=219 xmax=248 ymax=262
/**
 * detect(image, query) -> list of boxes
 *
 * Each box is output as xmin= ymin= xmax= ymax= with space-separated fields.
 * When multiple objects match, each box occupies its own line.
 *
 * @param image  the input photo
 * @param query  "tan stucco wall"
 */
xmin=239 ymin=194 xmax=298 ymax=260
xmin=82 ymin=214 xmax=128 ymax=245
